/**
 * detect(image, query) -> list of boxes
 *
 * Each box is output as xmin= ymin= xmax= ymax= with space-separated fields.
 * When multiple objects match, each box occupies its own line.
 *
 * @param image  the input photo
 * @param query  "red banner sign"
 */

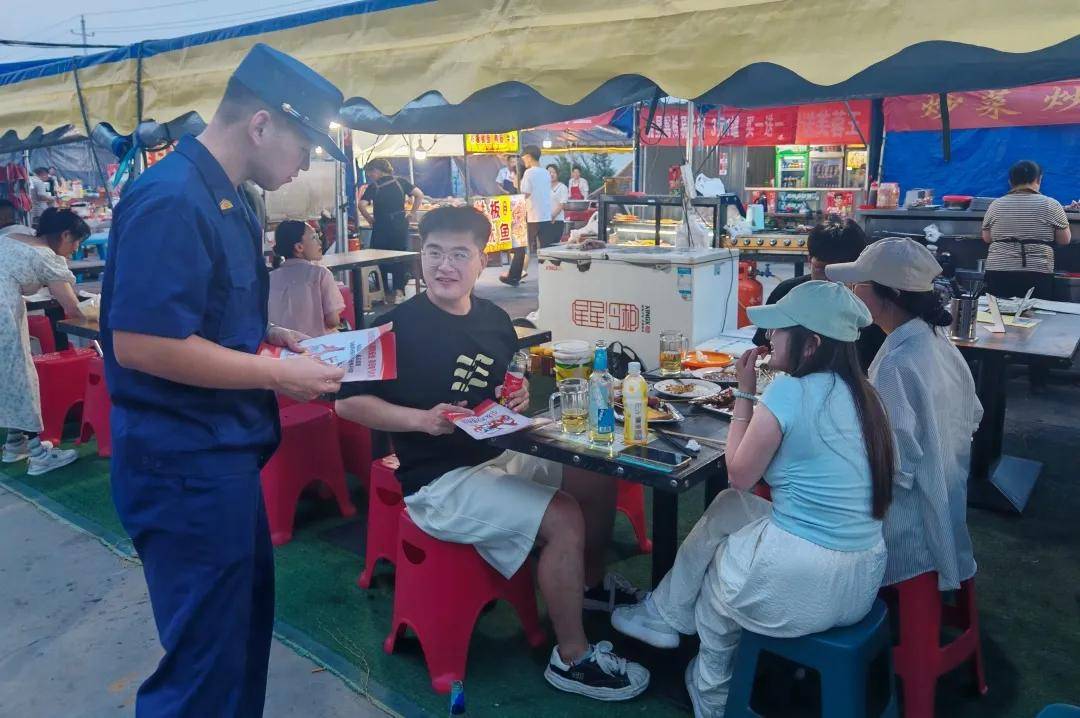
xmin=884 ymin=80 xmax=1080 ymax=131
xmin=639 ymin=103 xmax=860 ymax=147
xmin=537 ymin=110 xmax=618 ymax=132
xmin=795 ymin=101 xmax=871 ymax=144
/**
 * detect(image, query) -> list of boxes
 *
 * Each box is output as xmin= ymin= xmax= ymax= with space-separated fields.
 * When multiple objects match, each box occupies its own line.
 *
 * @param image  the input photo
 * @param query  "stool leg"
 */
xmin=724 ymin=639 xmax=763 ymax=718
xmin=821 ymin=658 xmax=868 ymax=718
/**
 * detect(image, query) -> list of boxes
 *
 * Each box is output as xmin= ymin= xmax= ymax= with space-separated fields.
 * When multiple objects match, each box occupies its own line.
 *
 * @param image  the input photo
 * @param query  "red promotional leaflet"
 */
xmin=441 ymin=400 xmax=533 ymax=440
xmin=261 ymin=325 xmax=397 ymax=382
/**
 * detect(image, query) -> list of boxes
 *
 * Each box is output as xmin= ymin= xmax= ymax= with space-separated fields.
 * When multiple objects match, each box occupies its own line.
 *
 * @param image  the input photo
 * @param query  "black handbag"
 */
xmin=607 ymin=341 xmax=646 ymax=379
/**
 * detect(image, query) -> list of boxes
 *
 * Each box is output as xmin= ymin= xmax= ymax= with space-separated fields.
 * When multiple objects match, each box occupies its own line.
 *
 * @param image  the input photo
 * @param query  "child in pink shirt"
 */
xmin=268 ymin=220 xmax=344 ymax=338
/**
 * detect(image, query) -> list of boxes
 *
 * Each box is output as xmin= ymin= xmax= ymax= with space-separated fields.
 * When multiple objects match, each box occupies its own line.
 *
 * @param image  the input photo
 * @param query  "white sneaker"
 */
xmin=611 ymin=594 xmax=681 ymax=649
xmin=3 ymin=438 xmax=53 ymax=463
xmin=27 ymin=447 xmax=78 ymax=476
xmin=544 ymin=641 xmax=650 ymax=702
xmin=684 ymin=656 xmax=707 ymax=718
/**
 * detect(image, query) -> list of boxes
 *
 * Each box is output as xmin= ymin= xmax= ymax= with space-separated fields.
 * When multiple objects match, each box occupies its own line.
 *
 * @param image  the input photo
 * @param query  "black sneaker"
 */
xmin=584 ymin=572 xmax=648 ymax=613
xmin=544 ymin=641 xmax=650 ymax=701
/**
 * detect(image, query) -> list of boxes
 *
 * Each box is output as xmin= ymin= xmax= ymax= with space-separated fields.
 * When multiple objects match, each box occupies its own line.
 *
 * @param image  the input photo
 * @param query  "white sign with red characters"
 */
xmin=442 ymin=400 xmax=533 ymax=440
xmin=262 ymin=325 xmax=397 ymax=382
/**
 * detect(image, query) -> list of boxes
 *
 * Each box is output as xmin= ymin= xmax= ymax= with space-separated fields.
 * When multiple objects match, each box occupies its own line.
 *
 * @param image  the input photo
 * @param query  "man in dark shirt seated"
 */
xmin=753 ymin=220 xmax=886 ymax=370
xmin=336 ymin=206 xmax=650 ymax=702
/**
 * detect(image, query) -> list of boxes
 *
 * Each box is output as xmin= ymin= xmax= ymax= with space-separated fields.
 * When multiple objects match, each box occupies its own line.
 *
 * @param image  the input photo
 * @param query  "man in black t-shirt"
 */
xmin=337 ymin=206 xmax=649 ymax=702
xmin=360 ymin=158 xmax=424 ymax=301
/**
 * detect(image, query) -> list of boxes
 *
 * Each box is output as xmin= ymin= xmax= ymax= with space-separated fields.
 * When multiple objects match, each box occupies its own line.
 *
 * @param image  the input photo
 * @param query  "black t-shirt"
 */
xmin=751 ymin=274 xmax=886 ymax=372
xmin=339 ymin=292 xmax=519 ymax=495
xmin=361 ymin=175 xmax=415 ymax=229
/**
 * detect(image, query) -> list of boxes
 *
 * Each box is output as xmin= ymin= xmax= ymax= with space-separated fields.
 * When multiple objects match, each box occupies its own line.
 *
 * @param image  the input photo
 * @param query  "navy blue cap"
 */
xmin=231 ymin=43 xmax=346 ymax=162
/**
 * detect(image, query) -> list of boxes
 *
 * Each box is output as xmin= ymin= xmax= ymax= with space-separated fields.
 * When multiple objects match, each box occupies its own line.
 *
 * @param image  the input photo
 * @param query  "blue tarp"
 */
xmin=882 ymin=125 xmax=1080 ymax=204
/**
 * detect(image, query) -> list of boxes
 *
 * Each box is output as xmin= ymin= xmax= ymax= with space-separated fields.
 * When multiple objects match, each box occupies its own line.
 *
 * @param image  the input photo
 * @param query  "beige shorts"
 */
xmin=403 ymin=451 xmax=563 ymax=578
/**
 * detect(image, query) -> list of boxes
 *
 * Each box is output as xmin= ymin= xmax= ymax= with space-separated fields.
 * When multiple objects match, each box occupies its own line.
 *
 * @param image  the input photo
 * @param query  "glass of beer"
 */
xmin=659 ymin=330 xmax=688 ymax=376
xmin=549 ymin=378 xmax=589 ymax=434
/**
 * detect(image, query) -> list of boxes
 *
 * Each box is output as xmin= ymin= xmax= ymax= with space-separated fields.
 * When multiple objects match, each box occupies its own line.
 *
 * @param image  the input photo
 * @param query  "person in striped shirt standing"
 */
xmin=828 ymin=239 xmax=982 ymax=591
xmin=981 ymin=160 xmax=1072 ymax=300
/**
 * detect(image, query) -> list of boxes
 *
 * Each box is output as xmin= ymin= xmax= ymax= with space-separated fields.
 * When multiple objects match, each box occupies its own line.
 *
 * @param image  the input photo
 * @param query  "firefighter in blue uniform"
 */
xmin=100 ymin=44 xmax=348 ymax=716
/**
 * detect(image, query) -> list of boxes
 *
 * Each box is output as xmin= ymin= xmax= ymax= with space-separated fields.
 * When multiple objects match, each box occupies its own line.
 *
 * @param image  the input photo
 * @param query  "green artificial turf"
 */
xmin=3 ymin=381 xmax=1078 ymax=717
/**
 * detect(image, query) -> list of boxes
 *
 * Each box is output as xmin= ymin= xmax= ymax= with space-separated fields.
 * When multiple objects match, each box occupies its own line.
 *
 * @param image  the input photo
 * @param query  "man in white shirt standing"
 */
xmin=501 ymin=145 xmax=553 ymax=286
xmin=29 ymin=167 xmax=55 ymax=229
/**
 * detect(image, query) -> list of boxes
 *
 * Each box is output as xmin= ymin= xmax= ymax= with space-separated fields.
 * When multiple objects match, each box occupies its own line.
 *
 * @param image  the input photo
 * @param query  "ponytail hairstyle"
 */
xmin=870 ymin=282 xmax=952 ymax=328
xmin=272 ymin=220 xmax=307 ymax=269
xmin=781 ymin=326 xmax=896 ymax=520
xmin=36 ymin=208 xmax=90 ymax=254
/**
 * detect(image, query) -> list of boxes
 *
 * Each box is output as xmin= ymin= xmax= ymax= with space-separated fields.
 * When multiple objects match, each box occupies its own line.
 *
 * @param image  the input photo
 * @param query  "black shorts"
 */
xmin=527 ymin=221 xmax=560 ymax=253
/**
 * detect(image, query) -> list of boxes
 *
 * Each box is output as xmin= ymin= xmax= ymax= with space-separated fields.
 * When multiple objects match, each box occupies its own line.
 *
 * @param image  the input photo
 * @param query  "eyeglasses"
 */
xmin=421 ymin=247 xmax=476 ymax=266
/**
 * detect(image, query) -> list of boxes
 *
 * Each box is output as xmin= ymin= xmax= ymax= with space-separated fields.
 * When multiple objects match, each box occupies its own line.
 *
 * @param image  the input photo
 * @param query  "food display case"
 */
xmin=597 ymin=194 xmax=746 ymax=248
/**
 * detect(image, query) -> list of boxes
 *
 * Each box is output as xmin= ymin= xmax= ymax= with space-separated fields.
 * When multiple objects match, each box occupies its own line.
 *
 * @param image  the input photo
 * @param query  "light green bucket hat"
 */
xmin=747 ymin=280 xmax=872 ymax=342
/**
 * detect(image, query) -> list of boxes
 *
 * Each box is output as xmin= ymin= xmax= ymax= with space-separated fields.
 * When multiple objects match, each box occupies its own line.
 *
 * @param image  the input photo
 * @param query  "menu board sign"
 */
xmin=472 ymin=194 xmax=528 ymax=253
xmin=465 ymin=132 xmax=520 ymax=154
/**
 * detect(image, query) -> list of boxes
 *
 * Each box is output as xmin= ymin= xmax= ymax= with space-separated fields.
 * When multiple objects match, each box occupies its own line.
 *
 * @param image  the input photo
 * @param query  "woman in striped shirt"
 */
xmin=828 ymin=239 xmax=983 ymax=591
xmin=981 ymin=160 xmax=1072 ymax=300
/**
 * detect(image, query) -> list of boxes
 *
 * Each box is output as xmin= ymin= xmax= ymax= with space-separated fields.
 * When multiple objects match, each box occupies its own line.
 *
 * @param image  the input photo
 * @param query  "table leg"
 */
xmin=969 ymin=352 xmax=1041 ymax=513
xmin=704 ymin=458 xmax=728 ymax=509
xmin=651 ymin=490 xmax=679 ymax=587
xmin=350 ymin=267 xmax=366 ymax=329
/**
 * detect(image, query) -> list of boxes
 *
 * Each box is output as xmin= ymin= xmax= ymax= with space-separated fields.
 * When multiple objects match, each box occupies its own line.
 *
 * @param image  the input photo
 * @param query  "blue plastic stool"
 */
xmin=1037 ymin=705 xmax=1080 ymax=718
xmin=78 ymin=232 xmax=108 ymax=261
xmin=726 ymin=599 xmax=899 ymax=718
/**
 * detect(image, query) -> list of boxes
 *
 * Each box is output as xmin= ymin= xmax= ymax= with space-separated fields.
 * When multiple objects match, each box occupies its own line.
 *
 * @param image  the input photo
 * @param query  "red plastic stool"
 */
xmin=357 ymin=456 xmax=403 ymax=588
xmin=338 ymin=417 xmax=373 ymax=490
xmin=78 ymin=356 xmax=111 ymax=457
xmin=33 ymin=348 xmax=95 ymax=445
xmin=751 ymin=482 xmax=772 ymax=500
xmin=882 ymin=572 xmax=988 ymax=717
xmin=27 ymin=314 xmax=57 ymax=354
xmin=384 ymin=510 xmax=546 ymax=693
xmin=616 ymin=480 xmax=652 ymax=553
xmin=338 ymin=284 xmax=356 ymax=329
xmin=260 ymin=403 xmax=356 ymax=546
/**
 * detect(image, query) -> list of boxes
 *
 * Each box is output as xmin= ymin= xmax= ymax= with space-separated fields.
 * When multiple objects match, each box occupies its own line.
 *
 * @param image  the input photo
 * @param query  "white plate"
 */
xmin=691 ymin=367 xmax=737 ymax=384
xmin=653 ymin=378 xmax=722 ymax=400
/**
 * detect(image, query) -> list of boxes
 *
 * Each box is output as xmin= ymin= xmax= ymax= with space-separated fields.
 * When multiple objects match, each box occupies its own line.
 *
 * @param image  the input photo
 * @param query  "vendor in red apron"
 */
xmin=981 ymin=160 xmax=1072 ymax=300
xmin=100 ymin=44 xmax=347 ymax=716
xmin=360 ymin=158 xmax=424 ymax=302
xmin=564 ymin=164 xmax=592 ymax=224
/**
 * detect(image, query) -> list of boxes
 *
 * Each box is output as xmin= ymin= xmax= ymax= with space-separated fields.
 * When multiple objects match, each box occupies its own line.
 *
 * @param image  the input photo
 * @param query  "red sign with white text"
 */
xmin=794 ymin=101 xmax=871 ymax=145
xmin=884 ymin=80 xmax=1080 ymax=131
xmin=640 ymin=103 xmax=858 ymax=147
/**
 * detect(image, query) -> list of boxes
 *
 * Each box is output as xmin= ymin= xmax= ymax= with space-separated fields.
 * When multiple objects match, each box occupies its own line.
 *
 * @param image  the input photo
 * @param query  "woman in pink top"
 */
xmin=268 ymin=221 xmax=344 ymax=338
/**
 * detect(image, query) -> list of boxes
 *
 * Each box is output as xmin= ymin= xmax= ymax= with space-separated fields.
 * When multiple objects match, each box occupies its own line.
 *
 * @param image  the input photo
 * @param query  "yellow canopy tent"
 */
xmin=2 ymin=0 xmax=1079 ymax=143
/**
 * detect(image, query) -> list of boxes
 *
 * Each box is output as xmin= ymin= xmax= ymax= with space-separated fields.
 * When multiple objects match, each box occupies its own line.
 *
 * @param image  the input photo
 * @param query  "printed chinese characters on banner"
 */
xmin=472 ymin=195 xmax=528 ymax=253
xmin=638 ymin=104 xmax=810 ymax=147
xmin=884 ymin=80 xmax=1080 ymax=131
xmin=464 ymin=132 xmax=521 ymax=154
xmin=794 ymin=102 xmax=871 ymax=145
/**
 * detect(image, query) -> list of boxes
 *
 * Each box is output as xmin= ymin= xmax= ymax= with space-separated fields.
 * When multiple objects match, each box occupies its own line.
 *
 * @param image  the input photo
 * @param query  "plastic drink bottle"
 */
xmin=449 ymin=680 xmax=465 ymax=715
xmin=622 ymin=362 xmax=649 ymax=446
xmin=501 ymin=351 xmax=529 ymax=404
xmin=588 ymin=341 xmax=615 ymax=444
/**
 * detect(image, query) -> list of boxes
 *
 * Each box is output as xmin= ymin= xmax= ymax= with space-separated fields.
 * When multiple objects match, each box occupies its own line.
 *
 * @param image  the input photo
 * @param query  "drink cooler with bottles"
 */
xmin=535 ymin=246 xmax=740 ymax=370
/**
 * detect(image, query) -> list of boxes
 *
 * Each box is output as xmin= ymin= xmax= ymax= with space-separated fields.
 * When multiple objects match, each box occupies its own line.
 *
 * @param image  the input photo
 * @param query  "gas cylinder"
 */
xmin=738 ymin=260 xmax=763 ymax=328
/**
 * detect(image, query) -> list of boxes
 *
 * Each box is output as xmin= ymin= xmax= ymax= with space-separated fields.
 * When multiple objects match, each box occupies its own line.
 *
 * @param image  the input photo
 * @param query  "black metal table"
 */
xmin=514 ymin=326 xmax=551 ymax=350
xmin=490 ymin=404 xmax=730 ymax=586
xmin=320 ymin=249 xmax=419 ymax=328
xmin=954 ymin=310 xmax=1080 ymax=513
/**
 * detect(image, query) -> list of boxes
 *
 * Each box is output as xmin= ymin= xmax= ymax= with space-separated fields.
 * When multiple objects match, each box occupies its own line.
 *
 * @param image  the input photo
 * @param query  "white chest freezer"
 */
xmin=535 ymin=245 xmax=740 ymax=369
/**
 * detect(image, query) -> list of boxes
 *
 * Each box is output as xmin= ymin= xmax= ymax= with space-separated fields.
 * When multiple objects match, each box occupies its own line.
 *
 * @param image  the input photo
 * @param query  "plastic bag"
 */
xmin=694 ymin=173 xmax=726 ymax=197
xmin=676 ymin=212 xmax=713 ymax=249
xmin=568 ymin=210 xmax=600 ymax=243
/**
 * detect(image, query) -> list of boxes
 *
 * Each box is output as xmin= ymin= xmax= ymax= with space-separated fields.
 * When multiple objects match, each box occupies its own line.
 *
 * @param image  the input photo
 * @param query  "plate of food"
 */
xmin=691 ymin=388 xmax=736 ymax=418
xmin=682 ymin=350 xmax=734 ymax=370
xmin=613 ymin=396 xmax=683 ymax=424
xmin=692 ymin=364 xmax=778 ymax=390
xmin=653 ymin=378 xmax=722 ymax=400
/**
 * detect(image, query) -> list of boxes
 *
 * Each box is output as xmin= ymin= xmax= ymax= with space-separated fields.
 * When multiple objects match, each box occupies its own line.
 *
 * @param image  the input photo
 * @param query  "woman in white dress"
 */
xmin=1 ymin=208 xmax=89 ymax=475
